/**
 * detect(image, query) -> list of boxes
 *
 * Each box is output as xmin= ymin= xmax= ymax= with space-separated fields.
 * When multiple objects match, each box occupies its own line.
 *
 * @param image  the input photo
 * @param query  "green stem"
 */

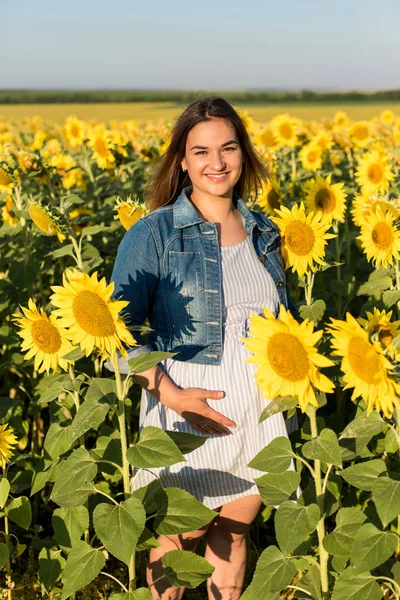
xmin=3 ymin=460 xmax=12 ymax=600
xmin=111 ymin=353 xmax=136 ymax=590
xmin=374 ymin=576 xmax=400 ymax=599
xmin=93 ymin=487 xmax=119 ymax=506
xmin=396 ymin=407 xmax=400 ymax=559
xmin=305 ymin=271 xmax=315 ymax=306
xmin=333 ymin=221 xmax=342 ymax=318
xmin=291 ymin=150 xmax=297 ymax=181
xmin=70 ymin=235 xmax=84 ymax=270
xmin=395 ymin=260 xmax=400 ymax=293
xmin=308 ymin=408 xmax=329 ymax=598
xmin=99 ymin=571 xmax=129 ymax=593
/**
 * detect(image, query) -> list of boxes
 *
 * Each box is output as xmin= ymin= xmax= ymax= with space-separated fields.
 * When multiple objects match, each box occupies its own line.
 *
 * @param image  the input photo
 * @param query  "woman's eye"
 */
xmin=195 ymin=151 xmax=207 ymax=155
xmin=224 ymin=147 xmax=236 ymax=151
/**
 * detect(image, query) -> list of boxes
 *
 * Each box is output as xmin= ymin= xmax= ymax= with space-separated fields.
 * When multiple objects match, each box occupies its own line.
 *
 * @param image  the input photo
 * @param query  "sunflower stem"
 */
xmin=2 ymin=460 xmax=12 ymax=600
xmin=395 ymin=260 xmax=400 ymax=292
xmin=291 ymin=150 xmax=297 ymax=181
xmin=308 ymin=408 xmax=329 ymax=598
xmin=305 ymin=271 xmax=315 ymax=306
xmin=70 ymin=234 xmax=84 ymax=270
xmin=333 ymin=221 xmax=343 ymax=318
xmin=111 ymin=353 xmax=136 ymax=591
xmin=395 ymin=407 xmax=400 ymax=559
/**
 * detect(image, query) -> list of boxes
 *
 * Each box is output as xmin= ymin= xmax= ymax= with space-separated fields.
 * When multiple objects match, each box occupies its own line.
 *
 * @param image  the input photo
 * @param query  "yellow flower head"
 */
xmin=256 ymin=177 xmax=281 ymax=215
xmin=299 ymin=143 xmax=323 ymax=172
xmin=243 ymin=305 xmax=334 ymax=412
xmin=349 ymin=121 xmax=371 ymax=147
xmin=50 ymin=268 xmax=136 ymax=359
xmin=350 ymin=192 xmax=400 ymax=228
xmin=358 ymin=307 xmax=400 ymax=360
xmin=12 ymin=299 xmax=75 ymax=374
xmin=113 ymin=196 xmax=147 ymax=231
xmin=304 ymin=174 xmax=347 ymax=224
xmin=357 ymin=206 xmax=400 ymax=268
xmin=28 ymin=199 xmax=66 ymax=243
xmin=87 ymin=126 xmax=116 ymax=170
xmin=380 ymin=110 xmax=395 ymax=127
xmin=64 ymin=116 xmax=86 ymax=149
xmin=0 ymin=425 xmax=18 ymax=462
xmin=271 ymin=114 xmax=300 ymax=148
xmin=1 ymin=196 xmax=19 ymax=227
xmin=253 ymin=125 xmax=279 ymax=151
xmin=328 ymin=313 xmax=400 ymax=417
xmin=355 ymin=150 xmax=395 ymax=194
xmin=333 ymin=111 xmax=349 ymax=131
xmin=271 ymin=203 xmax=336 ymax=276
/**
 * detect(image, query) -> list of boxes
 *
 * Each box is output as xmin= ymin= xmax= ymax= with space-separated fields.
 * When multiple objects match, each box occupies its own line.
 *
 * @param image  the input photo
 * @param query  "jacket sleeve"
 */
xmin=106 ymin=218 xmax=161 ymax=372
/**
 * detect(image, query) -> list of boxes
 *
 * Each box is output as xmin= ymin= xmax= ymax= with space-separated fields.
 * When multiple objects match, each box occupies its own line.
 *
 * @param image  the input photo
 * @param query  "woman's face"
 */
xmin=181 ymin=118 xmax=243 ymax=201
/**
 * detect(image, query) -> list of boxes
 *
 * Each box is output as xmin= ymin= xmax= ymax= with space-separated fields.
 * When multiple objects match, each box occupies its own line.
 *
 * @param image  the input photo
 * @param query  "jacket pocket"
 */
xmin=168 ymin=251 xmax=204 ymax=296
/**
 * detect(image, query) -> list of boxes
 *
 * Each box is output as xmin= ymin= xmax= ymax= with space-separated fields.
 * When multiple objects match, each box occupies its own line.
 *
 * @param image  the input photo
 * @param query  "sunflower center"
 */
xmin=279 ymin=123 xmax=293 ymax=140
xmin=94 ymin=138 xmax=108 ymax=157
xmin=308 ymin=151 xmax=319 ymax=163
xmin=267 ymin=189 xmax=280 ymax=210
xmin=285 ymin=220 xmax=315 ymax=255
xmin=371 ymin=325 xmax=393 ymax=347
xmin=70 ymin=125 xmax=79 ymax=137
xmin=347 ymin=336 xmax=381 ymax=383
xmin=353 ymin=125 xmax=368 ymax=140
xmin=371 ymin=222 xmax=392 ymax=250
xmin=72 ymin=290 xmax=116 ymax=337
xmin=31 ymin=320 xmax=62 ymax=354
xmin=367 ymin=164 xmax=384 ymax=184
xmin=315 ymin=188 xmax=336 ymax=212
xmin=267 ymin=332 xmax=309 ymax=381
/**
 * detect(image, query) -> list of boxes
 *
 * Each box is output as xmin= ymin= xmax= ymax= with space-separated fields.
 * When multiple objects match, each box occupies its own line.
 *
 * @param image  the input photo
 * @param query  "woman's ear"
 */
xmin=181 ymin=159 xmax=187 ymax=172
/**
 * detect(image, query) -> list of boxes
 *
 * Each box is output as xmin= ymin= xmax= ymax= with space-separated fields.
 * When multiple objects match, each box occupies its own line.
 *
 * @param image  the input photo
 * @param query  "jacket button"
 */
xmin=259 ymin=254 xmax=266 ymax=263
xmin=277 ymin=280 xmax=285 ymax=288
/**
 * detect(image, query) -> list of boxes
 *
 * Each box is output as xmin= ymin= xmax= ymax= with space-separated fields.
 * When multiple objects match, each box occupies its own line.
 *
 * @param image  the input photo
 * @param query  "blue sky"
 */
xmin=1 ymin=0 xmax=399 ymax=90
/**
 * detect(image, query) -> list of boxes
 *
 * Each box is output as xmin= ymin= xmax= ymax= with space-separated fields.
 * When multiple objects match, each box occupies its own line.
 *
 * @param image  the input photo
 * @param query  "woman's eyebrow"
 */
xmin=190 ymin=139 xmax=238 ymax=151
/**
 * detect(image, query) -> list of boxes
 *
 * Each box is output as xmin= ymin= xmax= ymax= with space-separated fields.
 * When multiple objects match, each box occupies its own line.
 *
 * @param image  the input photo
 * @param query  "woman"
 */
xmin=110 ymin=97 xmax=297 ymax=600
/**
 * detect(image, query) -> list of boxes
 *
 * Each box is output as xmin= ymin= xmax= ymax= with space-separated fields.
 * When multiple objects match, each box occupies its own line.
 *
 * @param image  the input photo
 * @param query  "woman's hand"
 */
xmin=165 ymin=387 xmax=237 ymax=436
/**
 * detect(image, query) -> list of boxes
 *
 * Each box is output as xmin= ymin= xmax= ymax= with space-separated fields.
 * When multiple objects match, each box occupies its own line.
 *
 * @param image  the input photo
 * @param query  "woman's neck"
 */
xmin=189 ymin=190 xmax=236 ymax=224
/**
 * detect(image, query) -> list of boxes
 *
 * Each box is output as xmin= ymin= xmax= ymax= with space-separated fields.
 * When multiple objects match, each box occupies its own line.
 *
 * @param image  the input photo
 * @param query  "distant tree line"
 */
xmin=1 ymin=89 xmax=400 ymax=104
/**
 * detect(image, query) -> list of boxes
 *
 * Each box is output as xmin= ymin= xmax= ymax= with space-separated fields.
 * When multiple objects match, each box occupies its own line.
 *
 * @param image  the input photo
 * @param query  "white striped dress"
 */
xmin=131 ymin=236 xmax=294 ymax=510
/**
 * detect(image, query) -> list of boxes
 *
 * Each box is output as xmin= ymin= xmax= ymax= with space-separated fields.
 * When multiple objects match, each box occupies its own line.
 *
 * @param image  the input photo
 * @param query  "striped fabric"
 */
xmin=131 ymin=236 xmax=295 ymax=510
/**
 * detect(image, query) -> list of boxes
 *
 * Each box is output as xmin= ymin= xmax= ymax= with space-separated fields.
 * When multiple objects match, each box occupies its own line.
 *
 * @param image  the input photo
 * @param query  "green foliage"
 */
xmin=161 ymin=550 xmax=214 ymax=587
xmin=126 ymin=426 xmax=186 ymax=468
xmin=60 ymin=541 xmax=106 ymax=600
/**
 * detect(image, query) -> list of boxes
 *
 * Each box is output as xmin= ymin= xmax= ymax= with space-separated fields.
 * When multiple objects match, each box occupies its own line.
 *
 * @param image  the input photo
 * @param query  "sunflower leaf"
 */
xmin=340 ymin=460 xmax=387 ymax=491
xmin=350 ymin=523 xmax=398 ymax=573
xmin=154 ymin=488 xmax=217 ymax=535
xmin=161 ymin=549 xmax=215 ymax=588
xmin=60 ymin=541 xmax=105 ymax=600
xmin=372 ymin=472 xmax=400 ymax=526
xmin=275 ymin=501 xmax=320 ymax=555
xmin=254 ymin=471 xmax=300 ymax=506
xmin=259 ymin=396 xmax=298 ymax=423
xmin=331 ymin=568 xmax=383 ymax=600
xmin=248 ymin=436 xmax=295 ymax=473
xmin=299 ymin=300 xmax=326 ymax=325
xmin=126 ymin=426 xmax=186 ymax=468
xmin=302 ymin=428 xmax=342 ymax=467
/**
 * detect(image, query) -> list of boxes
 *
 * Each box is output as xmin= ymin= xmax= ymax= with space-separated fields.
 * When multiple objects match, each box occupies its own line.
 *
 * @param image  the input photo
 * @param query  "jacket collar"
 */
xmin=173 ymin=185 xmax=273 ymax=232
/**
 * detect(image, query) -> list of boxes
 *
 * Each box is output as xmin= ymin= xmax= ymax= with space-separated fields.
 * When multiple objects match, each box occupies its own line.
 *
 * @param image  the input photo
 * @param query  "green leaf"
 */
xmin=323 ymin=507 xmax=367 ymax=558
xmin=154 ymin=488 xmax=217 ymax=535
xmin=254 ymin=470 xmax=300 ymax=506
xmin=350 ymin=523 xmax=398 ymax=573
xmin=31 ymin=459 xmax=56 ymax=496
xmin=38 ymin=547 xmax=65 ymax=589
xmin=162 ymin=549 xmax=214 ymax=588
xmin=275 ymin=501 xmax=320 ymax=555
xmin=47 ymin=244 xmax=75 ymax=259
xmin=357 ymin=273 xmax=392 ymax=296
xmin=0 ymin=397 xmax=19 ymax=418
xmin=128 ymin=351 xmax=177 ymax=373
xmin=37 ymin=376 xmax=70 ymax=404
xmin=62 ymin=347 xmax=84 ymax=361
xmin=340 ymin=460 xmax=387 ymax=491
xmin=165 ymin=430 xmax=208 ymax=454
xmin=52 ymin=506 xmax=89 ymax=552
xmin=340 ymin=411 xmax=385 ymax=440
xmin=127 ymin=426 xmax=186 ymax=468
xmin=384 ymin=428 xmax=399 ymax=453
xmin=0 ymin=543 xmax=9 ymax=569
xmin=43 ymin=422 xmax=72 ymax=460
xmin=109 ymin=590 xmax=153 ymax=600
xmin=70 ymin=392 xmax=112 ymax=443
xmin=0 ymin=478 xmax=10 ymax=508
xmin=302 ymin=428 xmax=342 ymax=467
xmin=331 ymin=567 xmax=383 ymax=600
xmin=299 ymin=300 xmax=326 ymax=325
xmin=247 ymin=545 xmax=297 ymax=596
xmin=248 ymin=436 xmax=294 ymax=473
xmin=295 ymin=565 xmax=322 ymax=600
xmin=5 ymin=496 xmax=32 ymax=530
xmin=85 ymin=377 xmax=118 ymax=405
xmin=93 ymin=497 xmax=145 ymax=566
xmin=382 ymin=290 xmax=400 ymax=308
xmin=372 ymin=473 xmax=400 ymax=526
xmin=61 ymin=541 xmax=105 ymax=600
xmin=136 ymin=526 xmax=161 ymax=551
xmin=51 ymin=447 xmax=97 ymax=508
xmin=259 ymin=396 xmax=298 ymax=424
xmin=81 ymin=224 xmax=110 ymax=236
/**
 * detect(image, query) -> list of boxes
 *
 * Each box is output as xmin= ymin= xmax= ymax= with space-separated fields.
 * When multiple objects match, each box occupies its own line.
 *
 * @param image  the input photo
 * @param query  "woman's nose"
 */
xmin=210 ymin=154 xmax=226 ymax=171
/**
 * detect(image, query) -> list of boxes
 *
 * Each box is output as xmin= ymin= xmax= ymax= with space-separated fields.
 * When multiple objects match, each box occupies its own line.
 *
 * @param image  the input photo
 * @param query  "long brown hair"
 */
xmin=144 ymin=96 xmax=269 ymax=212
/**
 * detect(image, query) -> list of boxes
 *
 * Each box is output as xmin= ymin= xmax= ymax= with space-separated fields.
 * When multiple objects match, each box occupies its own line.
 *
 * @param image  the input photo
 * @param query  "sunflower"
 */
xmin=333 ymin=111 xmax=349 ymax=131
xmin=328 ymin=313 xmax=400 ymax=417
xmin=357 ymin=206 xmax=400 ymax=268
xmin=299 ymin=143 xmax=323 ymax=172
xmin=380 ymin=110 xmax=395 ymax=127
xmin=312 ymin=130 xmax=333 ymax=152
xmin=50 ymin=269 xmax=136 ymax=359
xmin=113 ymin=196 xmax=147 ymax=230
xmin=13 ymin=299 xmax=75 ymax=373
xmin=64 ymin=116 xmax=86 ymax=149
xmin=349 ymin=121 xmax=371 ymax=147
xmin=355 ymin=150 xmax=395 ymax=194
xmin=253 ymin=126 xmax=279 ymax=151
xmin=256 ymin=177 xmax=281 ymax=214
xmin=350 ymin=192 xmax=400 ymax=228
xmin=243 ymin=305 xmax=334 ymax=411
xmin=271 ymin=114 xmax=299 ymax=148
xmin=0 ymin=425 xmax=18 ymax=462
xmin=304 ymin=174 xmax=347 ymax=224
xmin=28 ymin=199 xmax=66 ymax=243
xmin=87 ymin=127 xmax=116 ymax=170
xmin=271 ymin=203 xmax=336 ymax=276
xmin=31 ymin=130 xmax=47 ymax=151
xmin=49 ymin=153 xmax=86 ymax=190
xmin=1 ymin=197 xmax=19 ymax=227
xmin=358 ymin=307 xmax=400 ymax=360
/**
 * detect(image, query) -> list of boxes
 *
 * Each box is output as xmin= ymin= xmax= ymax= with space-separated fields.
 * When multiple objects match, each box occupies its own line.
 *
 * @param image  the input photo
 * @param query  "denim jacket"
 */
xmin=111 ymin=185 xmax=296 ymax=366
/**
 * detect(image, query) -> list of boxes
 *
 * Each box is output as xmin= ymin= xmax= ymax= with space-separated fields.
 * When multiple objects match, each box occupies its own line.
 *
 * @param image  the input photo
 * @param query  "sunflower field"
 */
xmin=1 ymin=108 xmax=400 ymax=599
